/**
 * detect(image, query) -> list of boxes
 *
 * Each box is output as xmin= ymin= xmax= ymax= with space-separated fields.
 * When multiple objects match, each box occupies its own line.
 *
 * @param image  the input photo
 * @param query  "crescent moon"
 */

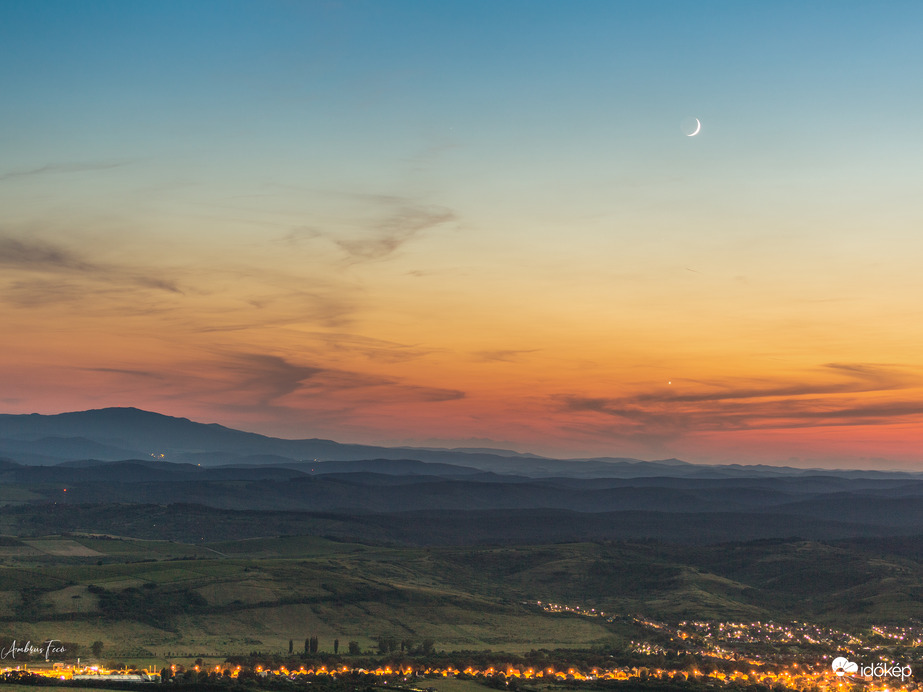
xmin=687 ymin=118 xmax=701 ymax=137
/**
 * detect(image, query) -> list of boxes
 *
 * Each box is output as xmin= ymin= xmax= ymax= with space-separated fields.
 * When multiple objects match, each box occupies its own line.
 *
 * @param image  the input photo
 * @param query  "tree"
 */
xmin=334 ymin=639 xmax=339 ymax=654
xmin=289 ymin=639 xmax=293 ymax=654
xmin=91 ymin=641 xmax=104 ymax=658
xmin=305 ymin=638 xmax=310 ymax=655
xmin=348 ymin=641 xmax=360 ymax=655
xmin=401 ymin=639 xmax=416 ymax=654
xmin=310 ymin=636 xmax=318 ymax=653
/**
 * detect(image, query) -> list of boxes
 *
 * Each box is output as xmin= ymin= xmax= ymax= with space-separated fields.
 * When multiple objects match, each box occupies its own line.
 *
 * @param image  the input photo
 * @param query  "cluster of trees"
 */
xmin=279 ymin=636 xmax=405 ymax=657
xmin=90 ymin=583 xmax=207 ymax=629
xmin=157 ymin=668 xmax=406 ymax=691
xmin=305 ymin=637 xmax=318 ymax=654
xmin=289 ymin=636 xmax=342 ymax=655
xmin=15 ymin=586 xmax=50 ymax=621
xmin=280 ymin=635 xmax=438 ymax=657
xmin=377 ymin=637 xmax=436 ymax=655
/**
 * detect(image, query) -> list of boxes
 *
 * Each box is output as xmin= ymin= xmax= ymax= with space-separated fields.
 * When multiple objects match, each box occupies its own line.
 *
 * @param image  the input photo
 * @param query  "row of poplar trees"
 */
xmin=288 ymin=637 xmax=339 ymax=654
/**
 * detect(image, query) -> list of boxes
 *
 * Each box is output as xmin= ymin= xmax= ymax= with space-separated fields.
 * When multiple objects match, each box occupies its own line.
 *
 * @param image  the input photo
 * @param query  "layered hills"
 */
xmin=2 ymin=407 xmax=923 ymax=544
xmin=3 ymin=408 xmax=923 ymax=654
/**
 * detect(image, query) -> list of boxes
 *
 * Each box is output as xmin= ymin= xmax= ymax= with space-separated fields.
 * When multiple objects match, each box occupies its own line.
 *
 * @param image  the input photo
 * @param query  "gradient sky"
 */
xmin=2 ymin=1 xmax=923 ymax=467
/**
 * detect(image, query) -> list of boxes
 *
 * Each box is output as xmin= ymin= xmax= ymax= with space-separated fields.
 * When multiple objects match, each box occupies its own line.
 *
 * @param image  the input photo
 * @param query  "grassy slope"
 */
xmin=3 ymin=534 xmax=923 ymax=660
xmin=0 ymin=536 xmax=618 ymax=657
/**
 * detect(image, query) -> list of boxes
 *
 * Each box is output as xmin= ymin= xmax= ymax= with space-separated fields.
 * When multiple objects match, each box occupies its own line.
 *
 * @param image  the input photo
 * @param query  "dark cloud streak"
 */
xmin=0 ymin=161 xmax=128 ymax=182
xmin=556 ymin=363 xmax=923 ymax=436
xmin=0 ymin=237 xmax=94 ymax=272
xmin=473 ymin=349 xmax=539 ymax=363
xmin=215 ymin=352 xmax=464 ymax=409
xmin=84 ymin=367 xmax=162 ymax=379
xmin=0 ymin=234 xmax=182 ymax=305
xmin=224 ymin=353 xmax=323 ymax=405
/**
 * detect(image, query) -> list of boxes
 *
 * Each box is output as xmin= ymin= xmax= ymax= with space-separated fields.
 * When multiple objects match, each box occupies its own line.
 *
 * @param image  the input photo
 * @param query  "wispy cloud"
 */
xmin=555 ymin=363 xmax=923 ymax=436
xmin=210 ymin=352 xmax=464 ymax=410
xmin=300 ymin=331 xmax=430 ymax=363
xmin=334 ymin=204 xmax=455 ymax=261
xmin=280 ymin=226 xmax=323 ymax=245
xmin=282 ymin=192 xmax=456 ymax=263
xmin=389 ymin=384 xmax=465 ymax=403
xmin=0 ymin=234 xmax=182 ymax=306
xmin=0 ymin=237 xmax=94 ymax=272
xmin=0 ymin=161 xmax=128 ymax=182
xmin=473 ymin=349 xmax=539 ymax=363
xmin=244 ymin=285 xmax=359 ymax=329
xmin=84 ymin=367 xmax=163 ymax=379
xmin=223 ymin=353 xmax=323 ymax=405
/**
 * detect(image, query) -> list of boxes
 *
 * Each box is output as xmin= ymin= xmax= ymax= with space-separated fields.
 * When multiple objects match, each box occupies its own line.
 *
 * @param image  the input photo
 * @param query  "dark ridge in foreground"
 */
xmin=2 ymin=502 xmax=910 ymax=545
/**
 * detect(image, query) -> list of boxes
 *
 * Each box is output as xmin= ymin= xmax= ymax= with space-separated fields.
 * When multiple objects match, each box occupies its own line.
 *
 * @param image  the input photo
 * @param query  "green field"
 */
xmin=423 ymin=677 xmax=518 ymax=692
xmin=0 ymin=486 xmax=43 ymax=505
xmin=0 ymin=535 xmax=626 ymax=660
xmin=3 ymin=533 xmax=923 ymax=664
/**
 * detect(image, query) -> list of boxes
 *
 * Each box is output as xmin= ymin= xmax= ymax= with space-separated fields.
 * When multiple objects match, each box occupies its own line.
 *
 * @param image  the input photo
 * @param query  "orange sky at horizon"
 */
xmin=2 ymin=2 xmax=923 ymax=469
xmin=3 ymin=238 xmax=923 ymax=468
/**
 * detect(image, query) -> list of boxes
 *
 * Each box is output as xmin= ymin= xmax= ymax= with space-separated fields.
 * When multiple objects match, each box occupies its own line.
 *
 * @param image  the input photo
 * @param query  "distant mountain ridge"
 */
xmin=0 ymin=406 xmax=920 ymax=480
xmin=3 ymin=408 xmax=923 ymax=544
xmin=0 ymin=407 xmax=683 ymax=476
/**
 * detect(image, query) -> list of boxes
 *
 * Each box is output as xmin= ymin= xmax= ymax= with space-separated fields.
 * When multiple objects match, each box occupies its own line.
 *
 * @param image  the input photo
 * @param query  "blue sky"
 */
xmin=2 ymin=1 xmax=923 ymax=466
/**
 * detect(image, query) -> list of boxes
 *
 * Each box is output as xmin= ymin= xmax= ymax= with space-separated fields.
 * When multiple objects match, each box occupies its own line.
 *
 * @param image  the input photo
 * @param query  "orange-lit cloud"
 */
xmin=3 ymin=2 xmax=923 ymax=469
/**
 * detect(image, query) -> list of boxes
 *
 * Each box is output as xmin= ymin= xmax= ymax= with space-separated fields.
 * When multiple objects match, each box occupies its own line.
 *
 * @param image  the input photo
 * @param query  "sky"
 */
xmin=2 ymin=0 xmax=922 ymax=468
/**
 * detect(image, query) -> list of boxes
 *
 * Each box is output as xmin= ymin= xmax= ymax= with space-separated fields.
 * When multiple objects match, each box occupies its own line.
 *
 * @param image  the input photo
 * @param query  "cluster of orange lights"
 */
xmin=4 ymin=660 xmax=920 ymax=691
